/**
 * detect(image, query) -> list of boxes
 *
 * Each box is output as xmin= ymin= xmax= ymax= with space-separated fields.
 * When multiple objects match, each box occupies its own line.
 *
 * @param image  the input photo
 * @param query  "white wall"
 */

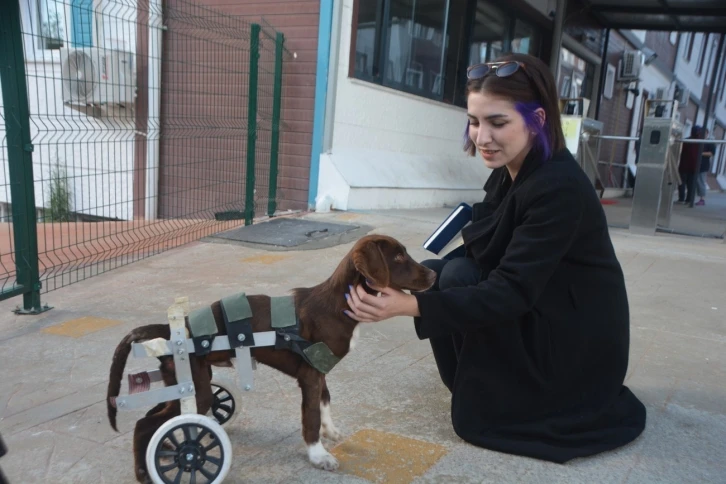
xmin=318 ymin=0 xmax=491 ymax=211
xmin=0 ymin=62 xmax=135 ymax=221
xmin=0 ymin=0 xmax=138 ymax=221
xmin=674 ymin=33 xmax=713 ymax=105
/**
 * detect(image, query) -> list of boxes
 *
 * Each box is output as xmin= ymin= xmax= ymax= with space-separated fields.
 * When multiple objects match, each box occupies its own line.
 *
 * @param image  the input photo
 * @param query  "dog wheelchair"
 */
xmin=111 ymin=294 xmax=341 ymax=484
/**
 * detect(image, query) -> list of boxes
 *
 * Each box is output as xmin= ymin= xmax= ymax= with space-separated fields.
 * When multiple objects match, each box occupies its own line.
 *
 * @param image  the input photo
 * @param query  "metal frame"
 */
xmin=114 ymin=297 xmax=275 ymax=413
xmin=630 ymin=99 xmax=684 ymax=236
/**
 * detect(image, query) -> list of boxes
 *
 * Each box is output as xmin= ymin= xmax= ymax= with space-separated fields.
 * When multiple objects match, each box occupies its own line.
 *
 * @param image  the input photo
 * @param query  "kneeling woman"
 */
xmin=344 ymin=53 xmax=646 ymax=463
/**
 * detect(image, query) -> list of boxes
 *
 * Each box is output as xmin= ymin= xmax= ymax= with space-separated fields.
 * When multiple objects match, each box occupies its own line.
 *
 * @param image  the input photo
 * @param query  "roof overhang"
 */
xmin=579 ymin=0 xmax=726 ymax=33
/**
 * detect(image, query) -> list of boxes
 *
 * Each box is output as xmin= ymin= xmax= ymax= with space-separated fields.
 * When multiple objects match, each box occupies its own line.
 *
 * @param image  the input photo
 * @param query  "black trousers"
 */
xmin=678 ymin=170 xmax=695 ymax=203
xmin=420 ymin=257 xmax=481 ymax=393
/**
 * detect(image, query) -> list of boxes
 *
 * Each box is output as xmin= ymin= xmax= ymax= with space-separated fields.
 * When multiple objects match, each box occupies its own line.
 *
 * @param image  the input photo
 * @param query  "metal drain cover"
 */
xmin=206 ymin=217 xmax=370 ymax=250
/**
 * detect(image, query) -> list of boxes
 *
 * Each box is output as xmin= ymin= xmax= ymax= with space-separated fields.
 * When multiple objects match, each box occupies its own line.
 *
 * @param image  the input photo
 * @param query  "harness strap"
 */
xmin=220 ymin=292 xmax=255 ymax=348
xmin=188 ymin=306 xmax=217 ymax=356
xmin=274 ymin=316 xmax=341 ymax=374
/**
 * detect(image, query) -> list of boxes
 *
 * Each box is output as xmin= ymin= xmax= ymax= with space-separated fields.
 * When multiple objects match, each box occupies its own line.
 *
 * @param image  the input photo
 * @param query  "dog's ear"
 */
xmin=352 ymin=240 xmax=390 ymax=287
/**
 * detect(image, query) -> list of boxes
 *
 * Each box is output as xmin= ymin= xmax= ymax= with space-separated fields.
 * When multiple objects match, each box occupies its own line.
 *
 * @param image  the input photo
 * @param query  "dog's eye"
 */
xmin=394 ymin=253 xmax=405 ymax=262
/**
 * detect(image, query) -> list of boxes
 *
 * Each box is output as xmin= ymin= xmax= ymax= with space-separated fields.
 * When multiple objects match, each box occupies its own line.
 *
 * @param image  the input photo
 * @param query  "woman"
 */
xmin=344 ymin=53 xmax=646 ymax=463
xmin=696 ymin=128 xmax=714 ymax=206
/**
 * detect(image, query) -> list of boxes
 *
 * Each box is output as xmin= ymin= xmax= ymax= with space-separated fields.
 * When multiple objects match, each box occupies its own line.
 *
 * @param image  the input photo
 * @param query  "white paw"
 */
xmin=308 ymin=441 xmax=339 ymax=471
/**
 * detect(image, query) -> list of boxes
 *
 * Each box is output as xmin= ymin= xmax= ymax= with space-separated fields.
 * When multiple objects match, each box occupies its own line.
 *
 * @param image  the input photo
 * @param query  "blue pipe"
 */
xmin=307 ymin=0 xmax=334 ymax=208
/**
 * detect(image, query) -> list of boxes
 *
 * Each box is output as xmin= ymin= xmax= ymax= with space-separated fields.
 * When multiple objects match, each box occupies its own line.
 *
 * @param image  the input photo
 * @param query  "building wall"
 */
xmin=591 ymin=30 xmax=637 ymax=187
xmin=674 ymin=32 xmax=714 ymax=106
xmin=157 ymin=0 xmax=318 ymax=217
xmin=317 ymin=0 xmax=493 ymax=211
xmin=645 ymin=31 xmax=679 ymax=72
xmin=221 ymin=0 xmax=319 ymax=211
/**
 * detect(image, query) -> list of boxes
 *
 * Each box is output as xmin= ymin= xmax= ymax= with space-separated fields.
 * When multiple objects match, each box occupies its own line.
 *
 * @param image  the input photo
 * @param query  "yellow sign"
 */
xmin=561 ymin=116 xmax=582 ymax=157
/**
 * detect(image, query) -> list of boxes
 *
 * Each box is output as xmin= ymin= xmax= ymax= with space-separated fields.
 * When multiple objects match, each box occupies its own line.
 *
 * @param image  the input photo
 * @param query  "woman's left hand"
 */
xmin=344 ymin=282 xmax=420 ymax=323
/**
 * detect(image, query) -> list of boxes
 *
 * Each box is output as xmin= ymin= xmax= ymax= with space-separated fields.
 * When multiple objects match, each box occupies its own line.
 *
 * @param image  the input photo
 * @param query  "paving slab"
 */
xmin=0 ymin=207 xmax=724 ymax=484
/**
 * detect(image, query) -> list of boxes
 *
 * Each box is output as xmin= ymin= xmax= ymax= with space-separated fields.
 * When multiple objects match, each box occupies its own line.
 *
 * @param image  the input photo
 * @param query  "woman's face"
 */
xmin=467 ymin=91 xmax=543 ymax=178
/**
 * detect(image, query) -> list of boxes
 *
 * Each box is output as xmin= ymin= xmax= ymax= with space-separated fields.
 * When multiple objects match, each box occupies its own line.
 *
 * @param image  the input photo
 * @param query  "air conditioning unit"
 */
xmin=60 ymin=47 xmax=135 ymax=107
xmin=618 ymin=50 xmax=643 ymax=80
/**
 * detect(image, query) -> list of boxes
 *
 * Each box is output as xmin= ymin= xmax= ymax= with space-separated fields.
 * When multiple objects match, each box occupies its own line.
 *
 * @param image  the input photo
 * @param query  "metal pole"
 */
xmin=245 ymin=24 xmax=260 ymax=226
xmin=593 ymin=135 xmax=640 ymax=141
xmin=549 ymin=0 xmax=565 ymax=79
xmin=0 ymin=0 xmax=50 ymax=313
xmin=268 ymin=32 xmax=284 ymax=218
xmin=690 ymin=33 xmax=724 ymax=208
xmin=595 ymin=28 xmax=610 ymax=121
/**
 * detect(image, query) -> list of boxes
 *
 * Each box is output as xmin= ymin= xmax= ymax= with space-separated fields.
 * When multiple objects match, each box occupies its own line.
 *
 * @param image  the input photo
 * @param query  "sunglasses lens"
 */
xmin=468 ymin=64 xmax=491 ymax=79
xmin=496 ymin=62 xmax=519 ymax=77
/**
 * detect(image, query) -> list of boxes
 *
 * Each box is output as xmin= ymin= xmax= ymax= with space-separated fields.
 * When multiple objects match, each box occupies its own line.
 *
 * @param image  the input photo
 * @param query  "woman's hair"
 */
xmin=463 ymin=53 xmax=566 ymax=161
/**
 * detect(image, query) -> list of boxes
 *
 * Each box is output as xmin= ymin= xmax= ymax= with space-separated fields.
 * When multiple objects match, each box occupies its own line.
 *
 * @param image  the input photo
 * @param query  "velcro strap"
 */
xmin=302 ymin=342 xmax=341 ymax=374
xmin=274 ymin=330 xmax=340 ymax=375
xmin=188 ymin=306 xmax=217 ymax=337
xmin=221 ymin=293 xmax=253 ymax=322
xmin=221 ymin=292 xmax=255 ymax=348
xmin=271 ymin=296 xmax=296 ymax=328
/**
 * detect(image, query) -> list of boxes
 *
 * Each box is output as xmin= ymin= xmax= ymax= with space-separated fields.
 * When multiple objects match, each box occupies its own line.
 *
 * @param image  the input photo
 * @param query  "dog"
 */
xmin=106 ymin=234 xmax=436 ymax=483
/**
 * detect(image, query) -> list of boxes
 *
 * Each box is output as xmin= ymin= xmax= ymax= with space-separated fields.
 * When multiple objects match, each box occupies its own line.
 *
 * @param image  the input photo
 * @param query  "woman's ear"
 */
xmin=534 ymin=107 xmax=546 ymax=128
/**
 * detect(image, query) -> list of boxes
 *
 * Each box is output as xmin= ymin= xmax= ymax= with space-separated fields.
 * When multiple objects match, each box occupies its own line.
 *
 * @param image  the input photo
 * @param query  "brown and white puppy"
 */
xmin=106 ymin=234 xmax=436 ymax=483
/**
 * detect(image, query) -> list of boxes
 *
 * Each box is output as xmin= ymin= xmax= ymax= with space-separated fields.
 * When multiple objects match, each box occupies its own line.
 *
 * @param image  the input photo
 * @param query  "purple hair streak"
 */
xmin=515 ymin=101 xmax=551 ymax=161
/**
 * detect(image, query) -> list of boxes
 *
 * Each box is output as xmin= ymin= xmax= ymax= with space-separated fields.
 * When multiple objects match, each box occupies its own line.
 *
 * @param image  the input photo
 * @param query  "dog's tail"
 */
xmin=107 ymin=324 xmax=171 ymax=432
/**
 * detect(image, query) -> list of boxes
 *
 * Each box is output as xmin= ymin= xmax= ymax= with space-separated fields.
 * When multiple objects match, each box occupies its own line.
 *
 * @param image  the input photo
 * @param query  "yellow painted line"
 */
xmin=42 ymin=316 xmax=123 ymax=338
xmin=331 ymin=428 xmax=448 ymax=483
xmin=241 ymin=253 xmax=291 ymax=265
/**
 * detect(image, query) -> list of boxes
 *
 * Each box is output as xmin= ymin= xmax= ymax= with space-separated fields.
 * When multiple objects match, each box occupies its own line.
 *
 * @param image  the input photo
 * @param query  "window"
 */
xmin=37 ymin=0 xmax=68 ymax=50
xmin=351 ymin=0 xmax=543 ymax=107
xmin=683 ymin=33 xmax=694 ymax=61
xmin=353 ymin=0 xmax=449 ymax=99
xmin=603 ymin=64 xmax=615 ymax=100
xmin=558 ymin=47 xmax=594 ymax=104
xmin=697 ymin=34 xmax=708 ymax=75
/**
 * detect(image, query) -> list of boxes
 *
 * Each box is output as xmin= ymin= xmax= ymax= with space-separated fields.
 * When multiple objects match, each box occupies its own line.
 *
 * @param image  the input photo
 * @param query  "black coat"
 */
xmin=413 ymin=148 xmax=646 ymax=463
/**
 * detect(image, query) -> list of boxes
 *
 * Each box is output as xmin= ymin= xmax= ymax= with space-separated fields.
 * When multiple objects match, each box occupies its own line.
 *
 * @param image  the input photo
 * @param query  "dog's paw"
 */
xmin=308 ymin=441 xmax=339 ymax=471
xmin=321 ymin=424 xmax=343 ymax=442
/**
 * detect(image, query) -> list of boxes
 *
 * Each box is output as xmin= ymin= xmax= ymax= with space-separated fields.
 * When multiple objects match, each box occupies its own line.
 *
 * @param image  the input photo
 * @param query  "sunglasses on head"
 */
xmin=466 ymin=61 xmax=526 ymax=80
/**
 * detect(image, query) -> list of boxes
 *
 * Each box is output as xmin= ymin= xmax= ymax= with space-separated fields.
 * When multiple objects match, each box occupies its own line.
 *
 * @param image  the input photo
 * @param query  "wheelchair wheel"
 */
xmin=145 ymin=414 xmax=232 ymax=484
xmin=208 ymin=378 xmax=241 ymax=426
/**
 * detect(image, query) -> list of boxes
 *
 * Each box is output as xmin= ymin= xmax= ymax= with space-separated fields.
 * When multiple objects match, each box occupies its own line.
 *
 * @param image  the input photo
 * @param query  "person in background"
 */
xmin=678 ymin=125 xmax=704 ymax=204
xmin=344 ymin=53 xmax=646 ymax=465
xmin=695 ymin=128 xmax=714 ymax=206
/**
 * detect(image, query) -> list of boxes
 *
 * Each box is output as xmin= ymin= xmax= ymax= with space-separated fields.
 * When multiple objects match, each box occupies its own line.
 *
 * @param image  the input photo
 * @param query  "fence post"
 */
xmin=245 ymin=24 xmax=260 ymax=226
xmin=267 ymin=32 xmax=284 ymax=218
xmin=0 ymin=0 xmax=49 ymax=314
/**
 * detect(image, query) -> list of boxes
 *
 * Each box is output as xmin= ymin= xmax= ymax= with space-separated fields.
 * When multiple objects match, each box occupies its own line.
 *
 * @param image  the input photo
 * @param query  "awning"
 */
xmin=579 ymin=0 xmax=726 ymax=33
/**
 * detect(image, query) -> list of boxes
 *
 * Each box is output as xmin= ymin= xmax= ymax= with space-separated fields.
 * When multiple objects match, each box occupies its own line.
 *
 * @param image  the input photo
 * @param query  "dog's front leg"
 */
xmin=298 ymin=367 xmax=339 ymax=471
xmin=320 ymin=376 xmax=342 ymax=442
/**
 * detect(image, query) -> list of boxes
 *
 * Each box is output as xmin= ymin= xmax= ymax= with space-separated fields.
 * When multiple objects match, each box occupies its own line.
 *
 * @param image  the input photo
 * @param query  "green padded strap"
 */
xmin=188 ymin=306 xmax=217 ymax=337
xmin=303 ymin=342 xmax=341 ymax=374
xmin=270 ymin=295 xmax=296 ymax=328
xmin=220 ymin=292 xmax=253 ymax=322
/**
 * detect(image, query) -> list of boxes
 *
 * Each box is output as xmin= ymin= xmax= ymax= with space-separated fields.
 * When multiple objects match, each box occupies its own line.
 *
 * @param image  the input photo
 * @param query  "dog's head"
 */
xmin=350 ymin=235 xmax=436 ymax=292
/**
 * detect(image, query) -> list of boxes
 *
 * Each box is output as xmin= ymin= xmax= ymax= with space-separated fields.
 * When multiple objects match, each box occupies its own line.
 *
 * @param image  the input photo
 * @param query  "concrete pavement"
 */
xmin=0 ymin=207 xmax=724 ymax=483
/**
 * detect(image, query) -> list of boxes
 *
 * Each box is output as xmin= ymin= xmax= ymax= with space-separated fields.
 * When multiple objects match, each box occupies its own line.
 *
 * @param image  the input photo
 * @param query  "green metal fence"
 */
xmin=0 ymin=0 xmax=286 ymax=313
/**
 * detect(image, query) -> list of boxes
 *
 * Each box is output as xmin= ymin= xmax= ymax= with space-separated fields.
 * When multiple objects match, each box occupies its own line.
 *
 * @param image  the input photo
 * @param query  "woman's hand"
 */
xmin=344 ymin=281 xmax=421 ymax=323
